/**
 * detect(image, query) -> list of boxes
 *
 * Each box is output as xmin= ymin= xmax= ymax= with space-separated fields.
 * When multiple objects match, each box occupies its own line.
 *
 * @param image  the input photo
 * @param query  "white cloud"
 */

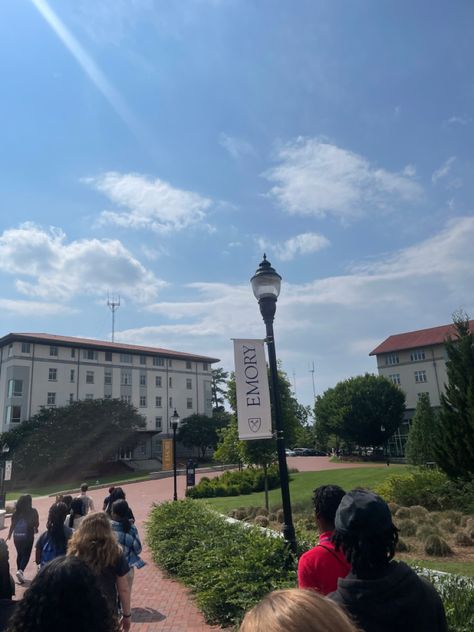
xmin=432 ymin=156 xmax=456 ymax=184
xmin=258 ymin=232 xmax=330 ymax=261
xmin=0 ymin=223 xmax=166 ymax=303
xmin=264 ymin=137 xmax=422 ymax=219
xmin=0 ymin=299 xmax=77 ymax=316
xmin=116 ymin=216 xmax=474 ymax=406
xmin=219 ymin=133 xmax=256 ymax=160
xmin=447 ymin=115 xmax=471 ymax=126
xmin=85 ymin=171 xmax=213 ymax=233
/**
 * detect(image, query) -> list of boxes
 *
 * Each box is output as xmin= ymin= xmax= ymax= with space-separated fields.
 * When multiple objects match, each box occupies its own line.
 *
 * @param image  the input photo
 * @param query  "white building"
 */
xmin=0 ymin=332 xmax=219 ymax=464
xmin=369 ymin=319 xmax=474 ymax=454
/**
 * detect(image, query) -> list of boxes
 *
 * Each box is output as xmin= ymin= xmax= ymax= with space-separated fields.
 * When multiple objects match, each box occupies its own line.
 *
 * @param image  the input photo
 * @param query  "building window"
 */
xmin=21 ymin=342 xmax=30 ymax=354
xmin=105 ymin=351 xmax=113 ymax=362
xmin=70 ymin=369 xmax=75 ymax=382
xmin=169 ymin=397 xmax=173 ymax=408
xmin=83 ymin=349 xmax=98 ymax=361
xmin=155 ymin=375 xmax=162 ymax=387
xmin=155 ymin=416 xmax=162 ymax=430
xmin=48 ymin=368 xmax=57 ymax=381
xmin=155 ymin=396 xmax=162 ymax=408
xmin=203 ymin=363 xmax=209 ymax=371
xmin=139 ymin=395 xmax=147 ymax=408
xmin=410 ymin=349 xmax=426 ymax=362
xmin=8 ymin=379 xmax=23 ymax=397
xmin=140 ymin=373 xmax=147 ymax=386
xmin=415 ymin=370 xmax=427 ymax=383
xmin=104 ymin=370 xmax=112 ymax=385
xmin=187 ymin=397 xmax=193 ymax=409
xmin=120 ymin=353 xmax=132 ymax=364
xmin=50 ymin=346 xmax=58 ymax=357
xmin=169 ymin=376 xmax=173 ymax=388
xmin=121 ymin=395 xmax=131 ymax=404
xmin=104 ymin=394 xmax=112 ymax=399
xmin=69 ymin=393 xmax=74 ymax=404
xmin=140 ymin=355 xmax=147 ymax=365
xmin=168 ymin=359 xmax=172 ymax=367
xmin=8 ymin=344 xmax=13 ymax=357
xmin=86 ymin=371 xmax=94 ymax=384
xmin=71 ymin=348 xmax=76 ymax=358
xmin=388 ymin=374 xmax=400 ymax=385
xmin=6 ymin=405 xmax=21 ymax=423
xmin=153 ymin=357 xmax=164 ymax=367
xmin=85 ymin=394 xmax=93 ymax=400
xmin=186 ymin=361 xmax=192 ymax=370
xmin=186 ymin=378 xmax=192 ymax=390
xmin=47 ymin=392 xmax=56 ymax=406
xmin=121 ymin=371 xmax=132 ymax=386
xmin=385 ymin=354 xmax=399 ymax=366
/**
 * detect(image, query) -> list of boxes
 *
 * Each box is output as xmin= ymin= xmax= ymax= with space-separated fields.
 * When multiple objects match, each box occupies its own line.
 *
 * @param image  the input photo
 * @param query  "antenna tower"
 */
xmin=309 ymin=361 xmax=316 ymax=400
xmin=107 ymin=293 xmax=121 ymax=342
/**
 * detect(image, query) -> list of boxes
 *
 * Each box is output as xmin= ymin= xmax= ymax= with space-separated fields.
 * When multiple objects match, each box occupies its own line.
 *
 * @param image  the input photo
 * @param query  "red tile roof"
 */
xmin=0 ymin=332 xmax=220 ymax=364
xmin=369 ymin=320 xmax=474 ymax=356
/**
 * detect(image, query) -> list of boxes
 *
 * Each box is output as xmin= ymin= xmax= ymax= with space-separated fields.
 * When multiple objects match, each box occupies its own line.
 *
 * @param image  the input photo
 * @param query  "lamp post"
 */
xmin=0 ymin=444 xmax=9 ymax=509
xmin=171 ymin=409 xmax=180 ymax=501
xmin=251 ymin=254 xmax=297 ymax=553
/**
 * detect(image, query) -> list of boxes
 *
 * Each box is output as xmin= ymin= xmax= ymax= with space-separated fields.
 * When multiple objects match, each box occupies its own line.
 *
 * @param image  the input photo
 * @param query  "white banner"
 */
xmin=233 ymin=339 xmax=273 ymax=440
xmin=4 ymin=460 xmax=12 ymax=481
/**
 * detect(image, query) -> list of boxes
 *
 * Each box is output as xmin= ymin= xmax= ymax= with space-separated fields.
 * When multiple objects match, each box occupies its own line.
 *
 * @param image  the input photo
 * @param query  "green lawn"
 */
xmin=407 ymin=558 xmax=474 ymax=578
xmin=200 ymin=465 xmax=409 ymax=513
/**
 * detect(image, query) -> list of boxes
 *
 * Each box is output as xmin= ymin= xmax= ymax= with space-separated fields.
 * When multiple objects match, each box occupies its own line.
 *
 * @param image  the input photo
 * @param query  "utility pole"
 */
xmin=107 ymin=294 xmax=120 ymax=342
xmin=292 ymin=369 xmax=297 ymax=397
xmin=309 ymin=362 xmax=316 ymax=400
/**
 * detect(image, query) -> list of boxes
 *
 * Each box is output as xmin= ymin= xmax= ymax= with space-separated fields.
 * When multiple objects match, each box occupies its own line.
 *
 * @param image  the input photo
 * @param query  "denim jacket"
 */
xmin=111 ymin=521 xmax=146 ymax=569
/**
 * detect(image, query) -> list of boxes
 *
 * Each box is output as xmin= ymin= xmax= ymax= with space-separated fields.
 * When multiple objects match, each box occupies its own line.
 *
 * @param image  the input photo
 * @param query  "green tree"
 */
xmin=213 ymin=418 xmax=243 ymax=465
xmin=211 ymin=367 xmax=229 ymax=411
xmin=177 ymin=414 xmax=227 ymax=459
xmin=405 ymin=393 xmax=437 ymax=465
xmin=0 ymin=399 xmax=146 ymax=482
xmin=314 ymin=373 xmax=405 ymax=449
xmin=240 ymin=439 xmax=277 ymax=510
xmin=435 ymin=312 xmax=474 ymax=480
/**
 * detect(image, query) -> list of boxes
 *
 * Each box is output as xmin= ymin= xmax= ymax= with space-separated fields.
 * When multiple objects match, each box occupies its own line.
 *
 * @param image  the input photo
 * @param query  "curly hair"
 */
xmin=312 ymin=485 xmax=346 ymax=524
xmin=0 ymin=539 xmax=13 ymax=599
xmin=5 ymin=556 xmax=119 ymax=632
xmin=239 ymin=588 xmax=359 ymax=632
xmin=67 ymin=512 xmax=122 ymax=574
xmin=45 ymin=502 xmax=69 ymax=552
xmin=333 ymin=525 xmax=399 ymax=579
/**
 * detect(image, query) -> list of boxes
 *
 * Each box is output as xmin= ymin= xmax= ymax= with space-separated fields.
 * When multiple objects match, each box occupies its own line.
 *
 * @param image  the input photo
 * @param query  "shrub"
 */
xmin=268 ymin=512 xmax=277 ymax=522
xmin=424 ymin=534 xmax=453 ymax=557
xmin=276 ymin=509 xmax=284 ymax=523
xmin=395 ymin=506 xmax=411 ymax=519
xmin=438 ymin=518 xmax=456 ymax=533
xmin=387 ymin=501 xmax=399 ymax=514
xmin=254 ymin=515 xmax=269 ymax=527
xmin=417 ymin=524 xmax=440 ymax=541
xmin=234 ymin=509 xmax=248 ymax=521
xmin=454 ymin=530 xmax=473 ymax=547
xmin=186 ymin=465 xmax=283 ymax=499
xmin=441 ymin=510 xmax=463 ymax=526
xmin=396 ymin=519 xmax=417 ymax=537
xmin=146 ymin=500 xmax=296 ymax=627
xmin=396 ymin=538 xmax=410 ymax=552
xmin=419 ymin=569 xmax=474 ymax=632
xmin=409 ymin=505 xmax=429 ymax=520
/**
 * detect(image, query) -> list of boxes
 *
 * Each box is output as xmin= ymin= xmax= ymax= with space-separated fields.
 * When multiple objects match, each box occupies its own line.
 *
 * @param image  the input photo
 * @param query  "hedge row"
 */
xmin=185 ymin=465 xmax=282 ymax=499
xmin=146 ymin=500 xmax=295 ymax=626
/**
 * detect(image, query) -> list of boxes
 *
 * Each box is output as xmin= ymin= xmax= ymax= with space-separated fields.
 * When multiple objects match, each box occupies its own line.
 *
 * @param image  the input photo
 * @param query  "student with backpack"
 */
xmin=7 ymin=495 xmax=39 ymax=584
xmin=35 ymin=503 xmax=72 ymax=569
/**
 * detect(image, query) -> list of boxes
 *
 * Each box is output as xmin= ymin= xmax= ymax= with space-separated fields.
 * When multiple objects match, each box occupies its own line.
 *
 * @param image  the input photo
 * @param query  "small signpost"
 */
xmin=186 ymin=459 xmax=196 ymax=487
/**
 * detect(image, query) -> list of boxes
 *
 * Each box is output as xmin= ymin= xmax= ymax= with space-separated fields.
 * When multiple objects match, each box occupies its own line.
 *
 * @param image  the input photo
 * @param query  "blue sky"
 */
xmin=1 ymin=0 xmax=473 ymax=406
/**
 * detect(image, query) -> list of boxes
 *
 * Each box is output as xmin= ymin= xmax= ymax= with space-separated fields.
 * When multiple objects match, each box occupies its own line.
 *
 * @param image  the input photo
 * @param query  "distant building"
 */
xmin=0 ymin=332 xmax=219 ymax=464
xmin=369 ymin=320 xmax=474 ymax=455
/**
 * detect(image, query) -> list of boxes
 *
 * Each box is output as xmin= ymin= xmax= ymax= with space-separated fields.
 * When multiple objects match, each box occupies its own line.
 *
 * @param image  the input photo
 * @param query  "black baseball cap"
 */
xmin=335 ymin=489 xmax=393 ymax=535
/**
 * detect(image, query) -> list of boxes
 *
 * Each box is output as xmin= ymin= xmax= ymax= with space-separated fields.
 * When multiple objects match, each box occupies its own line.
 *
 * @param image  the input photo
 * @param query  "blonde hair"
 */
xmin=67 ymin=512 xmax=122 ymax=574
xmin=239 ymin=589 xmax=358 ymax=632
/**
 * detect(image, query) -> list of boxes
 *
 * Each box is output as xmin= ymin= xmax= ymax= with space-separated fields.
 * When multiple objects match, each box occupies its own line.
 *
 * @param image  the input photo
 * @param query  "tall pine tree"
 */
xmin=434 ymin=313 xmax=474 ymax=480
xmin=405 ymin=393 xmax=436 ymax=465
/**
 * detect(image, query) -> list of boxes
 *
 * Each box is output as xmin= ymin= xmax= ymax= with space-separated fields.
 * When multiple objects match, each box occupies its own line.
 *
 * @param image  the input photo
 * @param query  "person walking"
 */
xmin=105 ymin=488 xmax=135 ymax=523
xmin=5 ymin=556 xmax=120 ymax=632
xmin=7 ymin=495 xmax=39 ymax=584
xmin=110 ymin=500 xmax=145 ymax=598
xmin=77 ymin=483 xmax=95 ymax=515
xmin=67 ymin=512 xmax=131 ymax=631
xmin=65 ymin=498 xmax=85 ymax=531
xmin=35 ymin=503 xmax=73 ymax=568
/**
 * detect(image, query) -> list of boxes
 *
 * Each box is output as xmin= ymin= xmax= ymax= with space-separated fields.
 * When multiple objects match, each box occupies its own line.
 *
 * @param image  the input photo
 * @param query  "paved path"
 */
xmin=3 ymin=457 xmax=384 ymax=630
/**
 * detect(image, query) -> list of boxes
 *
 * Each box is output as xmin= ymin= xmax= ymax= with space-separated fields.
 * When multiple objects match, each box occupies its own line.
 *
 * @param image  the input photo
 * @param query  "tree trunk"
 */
xmin=263 ymin=464 xmax=269 ymax=511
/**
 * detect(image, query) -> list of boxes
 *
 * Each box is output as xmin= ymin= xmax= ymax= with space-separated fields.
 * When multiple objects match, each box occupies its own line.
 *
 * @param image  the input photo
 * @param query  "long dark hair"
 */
xmin=0 ymin=539 xmax=13 ymax=599
xmin=333 ymin=525 xmax=399 ymax=579
xmin=111 ymin=500 xmax=131 ymax=534
xmin=14 ymin=495 xmax=32 ymax=518
xmin=6 ymin=556 xmax=119 ymax=632
xmin=46 ymin=503 xmax=69 ymax=549
xmin=105 ymin=487 xmax=125 ymax=515
xmin=68 ymin=499 xmax=85 ymax=529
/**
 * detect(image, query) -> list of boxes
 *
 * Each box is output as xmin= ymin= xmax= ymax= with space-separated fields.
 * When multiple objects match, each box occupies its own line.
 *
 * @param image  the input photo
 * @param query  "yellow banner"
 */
xmin=162 ymin=438 xmax=174 ymax=471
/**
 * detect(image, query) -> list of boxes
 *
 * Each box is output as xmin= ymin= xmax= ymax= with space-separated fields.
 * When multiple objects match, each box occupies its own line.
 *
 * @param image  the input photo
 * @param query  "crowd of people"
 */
xmin=2 ymin=484 xmax=144 ymax=632
xmin=0 ymin=482 xmax=449 ymax=632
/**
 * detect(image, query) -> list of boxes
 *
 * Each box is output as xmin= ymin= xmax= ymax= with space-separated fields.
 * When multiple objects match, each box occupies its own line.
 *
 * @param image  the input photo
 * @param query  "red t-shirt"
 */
xmin=297 ymin=531 xmax=351 ymax=595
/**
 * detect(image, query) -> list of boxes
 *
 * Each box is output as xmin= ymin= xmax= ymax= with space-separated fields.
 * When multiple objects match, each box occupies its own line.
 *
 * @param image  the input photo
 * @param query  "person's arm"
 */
xmin=35 ymin=536 xmax=43 ymax=565
xmin=116 ymin=574 xmax=131 ymax=632
xmin=89 ymin=497 xmax=95 ymax=512
xmin=33 ymin=508 xmax=39 ymax=532
xmin=132 ymin=529 xmax=142 ymax=556
xmin=7 ymin=515 xmax=15 ymax=540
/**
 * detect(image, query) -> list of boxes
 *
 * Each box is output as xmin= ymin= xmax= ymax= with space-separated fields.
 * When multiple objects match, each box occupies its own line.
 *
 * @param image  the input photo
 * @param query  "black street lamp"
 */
xmin=171 ymin=409 xmax=180 ymax=501
xmin=0 ymin=444 xmax=9 ymax=509
xmin=251 ymin=254 xmax=297 ymax=553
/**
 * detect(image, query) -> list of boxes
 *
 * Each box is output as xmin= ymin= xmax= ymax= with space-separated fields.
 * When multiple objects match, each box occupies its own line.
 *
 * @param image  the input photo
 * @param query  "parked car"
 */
xmin=285 ymin=448 xmax=296 ymax=456
xmin=293 ymin=448 xmax=327 ymax=456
